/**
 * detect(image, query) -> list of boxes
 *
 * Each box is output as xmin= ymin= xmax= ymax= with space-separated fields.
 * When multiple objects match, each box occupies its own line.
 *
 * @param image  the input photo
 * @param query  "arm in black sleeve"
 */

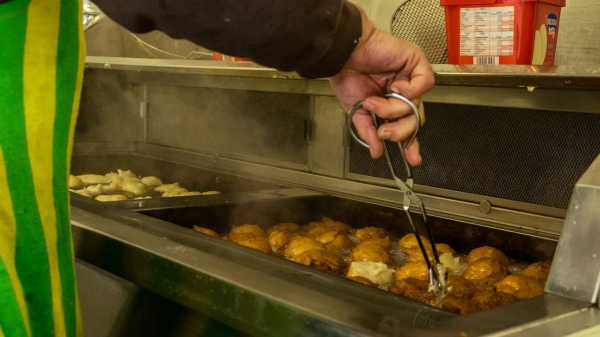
xmin=92 ymin=0 xmax=363 ymax=78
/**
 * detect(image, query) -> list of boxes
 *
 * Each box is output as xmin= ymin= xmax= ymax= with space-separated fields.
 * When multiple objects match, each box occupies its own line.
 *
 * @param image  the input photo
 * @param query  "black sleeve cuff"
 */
xmin=297 ymin=2 xmax=362 ymax=79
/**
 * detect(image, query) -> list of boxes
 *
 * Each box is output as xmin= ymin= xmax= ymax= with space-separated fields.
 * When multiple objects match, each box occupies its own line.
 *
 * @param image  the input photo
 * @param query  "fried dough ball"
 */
xmin=346 ymin=261 xmax=395 ymax=289
xmin=267 ymin=223 xmax=300 ymax=254
xmin=351 ymin=238 xmax=391 ymax=264
xmin=446 ymin=276 xmax=476 ymax=299
xmin=95 ymin=194 xmax=128 ymax=202
xmin=267 ymin=223 xmax=300 ymax=234
xmin=100 ymin=179 xmax=121 ymax=194
xmin=463 ymin=258 xmax=507 ymax=288
xmin=406 ymin=243 xmax=455 ymax=262
xmin=269 ymin=230 xmax=292 ymax=254
xmin=439 ymin=253 xmax=467 ymax=275
xmin=297 ymin=249 xmax=343 ymax=273
xmin=398 ymin=233 xmax=430 ymax=251
xmin=69 ymin=175 xmax=83 ymax=189
xmin=495 ymin=275 xmax=544 ymax=300
xmin=141 ymin=176 xmax=163 ymax=187
xmin=229 ymin=224 xmax=266 ymax=240
xmin=155 ymin=183 xmax=183 ymax=193
xmin=229 ymin=234 xmax=271 ymax=254
xmin=71 ymin=189 xmax=92 ymax=198
xmin=390 ymin=279 xmax=435 ymax=303
xmin=85 ymin=184 xmax=104 ymax=197
xmin=520 ymin=261 xmax=551 ymax=282
xmin=472 ymin=288 xmax=515 ymax=310
xmin=353 ymin=227 xmax=388 ymax=242
xmin=192 ymin=226 xmax=218 ymax=237
xmin=440 ymin=296 xmax=476 ymax=315
xmin=467 ymin=246 xmax=509 ymax=265
xmin=395 ymin=261 xmax=429 ymax=282
xmin=77 ymin=174 xmax=110 ymax=185
xmin=284 ymin=236 xmax=323 ymax=259
xmin=117 ymin=169 xmax=137 ymax=179
xmin=316 ymin=230 xmax=352 ymax=251
xmin=305 ymin=217 xmax=350 ymax=238
xmin=121 ymin=180 xmax=147 ymax=196
xmin=283 ymin=236 xmax=342 ymax=272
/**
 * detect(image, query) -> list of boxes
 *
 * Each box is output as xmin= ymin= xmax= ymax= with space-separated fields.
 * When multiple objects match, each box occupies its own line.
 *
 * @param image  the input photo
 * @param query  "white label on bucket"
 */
xmin=460 ymin=6 xmax=514 ymax=57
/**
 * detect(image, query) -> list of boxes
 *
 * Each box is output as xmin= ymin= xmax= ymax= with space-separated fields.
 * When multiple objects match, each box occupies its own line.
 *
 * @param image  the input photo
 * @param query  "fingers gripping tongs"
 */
xmin=347 ymin=93 xmax=446 ymax=295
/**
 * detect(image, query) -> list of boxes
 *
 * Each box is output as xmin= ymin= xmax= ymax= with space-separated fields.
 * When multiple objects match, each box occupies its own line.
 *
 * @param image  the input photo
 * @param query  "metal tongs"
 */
xmin=347 ymin=92 xmax=446 ymax=295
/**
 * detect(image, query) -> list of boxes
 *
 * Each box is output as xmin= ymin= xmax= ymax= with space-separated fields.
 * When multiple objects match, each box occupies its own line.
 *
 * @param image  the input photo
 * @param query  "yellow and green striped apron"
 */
xmin=0 ymin=0 xmax=84 ymax=336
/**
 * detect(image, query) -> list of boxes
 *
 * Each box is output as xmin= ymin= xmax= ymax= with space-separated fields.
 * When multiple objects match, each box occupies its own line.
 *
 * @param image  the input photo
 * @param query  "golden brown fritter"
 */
xmin=305 ymin=217 xmax=350 ymax=238
xmin=346 ymin=261 xmax=395 ymax=288
xmin=229 ymin=224 xmax=266 ymax=240
xmin=301 ymin=249 xmax=344 ymax=273
xmin=351 ymin=238 xmax=391 ymax=264
xmin=227 ymin=224 xmax=270 ymax=253
xmin=463 ymin=258 xmax=507 ymax=288
xmin=395 ymin=261 xmax=429 ymax=282
xmin=284 ymin=236 xmax=324 ymax=259
xmin=353 ymin=227 xmax=388 ymax=242
xmin=283 ymin=236 xmax=343 ymax=273
xmin=520 ymin=261 xmax=551 ymax=282
xmin=472 ymin=288 xmax=515 ymax=310
xmin=267 ymin=222 xmax=300 ymax=234
xmin=230 ymin=234 xmax=271 ymax=254
xmin=406 ymin=243 xmax=455 ymax=263
xmin=467 ymin=246 xmax=509 ymax=265
xmin=495 ymin=275 xmax=544 ymax=300
xmin=192 ymin=226 xmax=218 ymax=237
xmin=269 ymin=230 xmax=292 ymax=254
xmin=440 ymin=295 xmax=476 ymax=315
xmin=316 ymin=230 xmax=352 ymax=251
xmin=446 ymin=276 xmax=476 ymax=299
xmin=390 ymin=279 xmax=435 ymax=303
xmin=398 ymin=233 xmax=430 ymax=251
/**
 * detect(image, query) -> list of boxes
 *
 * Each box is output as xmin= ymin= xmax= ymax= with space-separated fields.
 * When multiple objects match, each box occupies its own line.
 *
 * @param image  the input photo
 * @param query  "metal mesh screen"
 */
xmin=391 ymin=0 xmax=448 ymax=64
xmin=349 ymin=104 xmax=600 ymax=209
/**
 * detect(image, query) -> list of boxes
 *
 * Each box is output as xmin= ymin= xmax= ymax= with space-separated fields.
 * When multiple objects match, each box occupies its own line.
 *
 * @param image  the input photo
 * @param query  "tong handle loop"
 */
xmin=346 ymin=92 xmax=421 ymax=151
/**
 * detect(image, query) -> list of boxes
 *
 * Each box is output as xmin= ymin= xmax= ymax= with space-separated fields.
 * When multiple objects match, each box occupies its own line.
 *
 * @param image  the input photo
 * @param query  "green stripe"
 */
xmin=0 ymin=4 xmax=55 ymax=337
xmin=54 ymin=1 xmax=81 ymax=337
xmin=0 ymin=260 xmax=29 ymax=337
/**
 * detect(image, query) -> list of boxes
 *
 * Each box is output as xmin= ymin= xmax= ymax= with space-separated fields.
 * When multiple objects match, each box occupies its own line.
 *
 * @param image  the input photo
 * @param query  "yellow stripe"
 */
xmin=0 ymin=150 xmax=32 ymax=337
xmin=71 ymin=4 xmax=86 ymax=336
xmin=23 ymin=1 xmax=65 ymax=336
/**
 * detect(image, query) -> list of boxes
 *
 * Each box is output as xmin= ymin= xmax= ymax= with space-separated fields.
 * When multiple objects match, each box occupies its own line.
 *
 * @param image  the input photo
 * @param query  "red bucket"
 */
xmin=441 ymin=0 xmax=565 ymax=65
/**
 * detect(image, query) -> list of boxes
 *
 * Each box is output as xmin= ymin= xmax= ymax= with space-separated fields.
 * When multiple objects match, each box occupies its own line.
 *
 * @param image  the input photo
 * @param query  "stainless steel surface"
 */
xmin=84 ymin=57 xmax=600 ymax=114
xmin=70 ymin=194 xmax=589 ymax=337
xmin=71 ymin=153 xmax=280 ymax=210
xmin=437 ymin=295 xmax=596 ymax=337
xmin=138 ymin=143 xmax=564 ymax=240
xmin=547 ymin=155 xmax=600 ymax=303
xmin=77 ymin=260 xmax=140 ymax=337
xmin=72 ymin=206 xmax=452 ymax=337
xmin=85 ymin=57 xmax=600 ymax=90
xmin=307 ymin=96 xmax=346 ymax=177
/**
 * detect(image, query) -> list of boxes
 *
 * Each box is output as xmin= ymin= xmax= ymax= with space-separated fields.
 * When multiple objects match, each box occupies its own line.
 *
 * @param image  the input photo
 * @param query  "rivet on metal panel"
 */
xmin=480 ymin=199 xmax=492 ymax=214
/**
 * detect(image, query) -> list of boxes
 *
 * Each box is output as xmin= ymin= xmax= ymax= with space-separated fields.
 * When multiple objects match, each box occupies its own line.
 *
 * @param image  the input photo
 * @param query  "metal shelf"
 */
xmin=85 ymin=57 xmax=600 ymax=113
xmin=86 ymin=56 xmax=600 ymax=90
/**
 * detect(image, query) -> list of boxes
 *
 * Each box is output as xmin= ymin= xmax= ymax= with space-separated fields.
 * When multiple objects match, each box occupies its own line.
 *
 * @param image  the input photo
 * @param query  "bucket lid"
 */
xmin=441 ymin=0 xmax=565 ymax=6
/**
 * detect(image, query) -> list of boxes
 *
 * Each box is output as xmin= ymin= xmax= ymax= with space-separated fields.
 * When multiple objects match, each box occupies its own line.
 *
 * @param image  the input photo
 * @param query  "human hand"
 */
xmin=330 ymin=12 xmax=434 ymax=166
